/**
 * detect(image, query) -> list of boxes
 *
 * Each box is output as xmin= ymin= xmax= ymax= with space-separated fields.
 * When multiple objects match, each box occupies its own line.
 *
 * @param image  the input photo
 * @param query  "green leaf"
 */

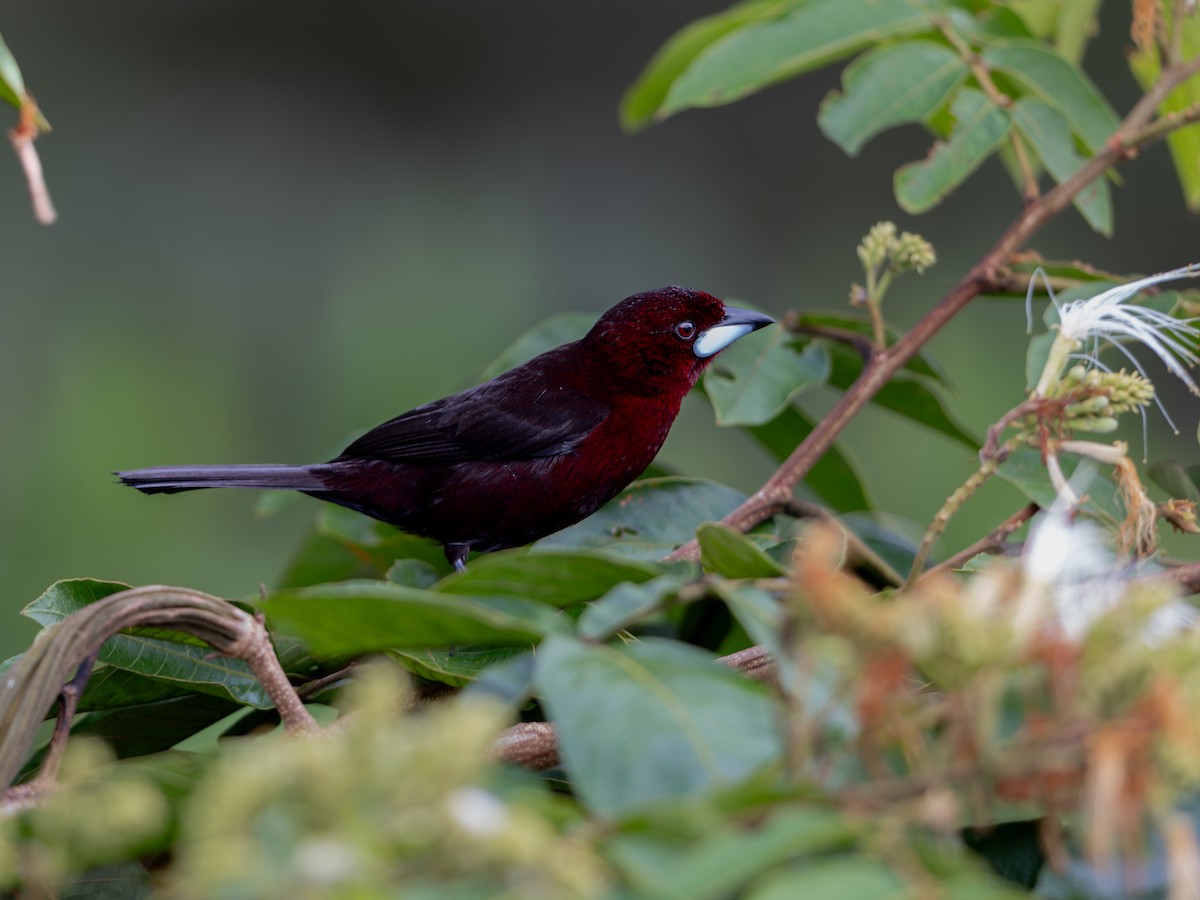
xmin=895 ymin=88 xmax=1011 ymax=214
xmin=704 ymin=327 xmax=829 ymax=426
xmin=1130 ymin=14 xmax=1200 ymax=211
xmin=825 ymin=343 xmax=977 ymax=449
xmin=577 ymin=575 xmax=686 ymax=641
xmin=793 ymin=312 xmax=951 ymax=383
xmin=608 ymin=806 xmax=858 ymax=900
xmin=981 ymin=41 xmax=1118 ymax=153
xmin=71 ymin=693 xmax=244 ymax=760
xmin=1010 ymin=97 xmax=1112 ymax=234
xmin=744 ymin=857 xmax=905 ymax=898
xmin=697 ymin=523 xmax=787 ymax=578
xmin=478 ymin=311 xmax=593 ymax=380
xmin=390 ymin=645 xmax=530 ymax=688
xmin=662 ymin=0 xmax=940 ymax=117
xmin=746 ymin=405 xmax=872 ymax=512
xmin=0 ymin=31 xmax=27 ymax=109
xmin=435 ymin=550 xmax=662 ymax=606
xmin=535 ymin=634 xmax=782 ymax=817
xmin=1055 ymin=0 xmax=1103 ymax=64
xmin=621 ymin=0 xmax=784 ymax=131
xmin=537 ymin=477 xmax=746 ymax=560
xmin=1148 ymin=460 xmax=1200 ymax=504
xmin=818 ymin=41 xmax=967 ymax=156
xmin=996 ymin=446 xmax=1122 ymax=525
xmin=23 ymin=579 xmax=274 ymax=709
xmin=260 ymin=580 xmax=562 ymax=655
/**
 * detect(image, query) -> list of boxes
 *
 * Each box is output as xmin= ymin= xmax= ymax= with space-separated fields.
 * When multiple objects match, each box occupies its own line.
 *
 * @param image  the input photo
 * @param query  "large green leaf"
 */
xmin=389 ymin=645 xmax=530 ymax=688
xmin=703 ymin=327 xmax=829 ymax=426
xmin=819 ymin=41 xmax=967 ymax=156
xmin=661 ymin=0 xmax=940 ymax=117
xmin=1129 ymin=13 xmax=1200 ymax=212
xmin=1010 ymin=98 xmax=1112 ymax=235
xmin=696 ymin=523 xmax=787 ymax=578
xmin=576 ymin=575 xmax=687 ymax=641
xmin=435 ymin=550 xmax=662 ymax=605
xmin=535 ymin=634 xmax=782 ymax=817
xmin=981 ymin=41 xmax=1118 ymax=153
xmin=23 ymin=580 xmax=274 ymax=709
xmin=620 ymin=0 xmax=786 ymax=131
xmin=259 ymin=580 xmax=562 ymax=655
xmin=537 ymin=477 xmax=746 ymax=559
xmin=746 ymin=405 xmax=872 ymax=512
xmin=895 ymin=88 xmax=1011 ymax=213
xmin=825 ymin=342 xmax=977 ymax=449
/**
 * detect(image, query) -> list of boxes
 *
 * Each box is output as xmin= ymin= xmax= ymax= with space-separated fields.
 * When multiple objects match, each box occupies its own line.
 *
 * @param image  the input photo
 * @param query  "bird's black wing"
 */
xmin=334 ymin=354 xmax=609 ymax=465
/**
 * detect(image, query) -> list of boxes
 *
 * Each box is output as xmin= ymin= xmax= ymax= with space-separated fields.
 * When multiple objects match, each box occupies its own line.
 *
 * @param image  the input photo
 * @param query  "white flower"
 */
xmin=1020 ymin=497 xmax=1195 ymax=645
xmin=1053 ymin=263 xmax=1200 ymax=395
xmin=446 ymin=786 xmax=509 ymax=837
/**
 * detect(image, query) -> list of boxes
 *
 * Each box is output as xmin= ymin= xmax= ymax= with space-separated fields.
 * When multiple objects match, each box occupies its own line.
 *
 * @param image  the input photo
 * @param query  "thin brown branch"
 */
xmin=919 ymin=502 xmax=1039 ymax=582
xmin=0 ymin=585 xmax=318 ymax=793
xmin=665 ymin=53 xmax=1200 ymax=564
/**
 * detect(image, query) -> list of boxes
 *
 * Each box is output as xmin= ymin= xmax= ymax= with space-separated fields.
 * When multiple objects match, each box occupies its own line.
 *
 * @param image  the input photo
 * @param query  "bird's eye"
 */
xmin=674 ymin=321 xmax=696 ymax=340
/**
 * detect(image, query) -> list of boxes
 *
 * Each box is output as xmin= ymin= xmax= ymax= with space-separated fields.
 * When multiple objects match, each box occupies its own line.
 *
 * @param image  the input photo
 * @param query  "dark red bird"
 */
xmin=117 ymin=287 xmax=773 ymax=570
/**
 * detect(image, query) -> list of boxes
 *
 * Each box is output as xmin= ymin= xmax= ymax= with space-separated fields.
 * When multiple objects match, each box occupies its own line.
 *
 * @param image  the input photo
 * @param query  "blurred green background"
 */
xmin=0 ymin=2 xmax=1196 ymax=659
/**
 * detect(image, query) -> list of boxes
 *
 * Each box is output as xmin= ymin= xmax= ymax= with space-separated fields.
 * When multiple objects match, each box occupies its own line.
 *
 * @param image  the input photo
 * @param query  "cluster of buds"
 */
xmin=855 ymin=221 xmax=937 ymax=275
xmin=1047 ymin=365 xmax=1156 ymax=433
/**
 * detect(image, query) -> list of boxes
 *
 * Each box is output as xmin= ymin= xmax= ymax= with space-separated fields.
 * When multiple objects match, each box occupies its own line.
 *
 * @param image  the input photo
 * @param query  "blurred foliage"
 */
xmin=4 ymin=0 xmax=1200 ymax=896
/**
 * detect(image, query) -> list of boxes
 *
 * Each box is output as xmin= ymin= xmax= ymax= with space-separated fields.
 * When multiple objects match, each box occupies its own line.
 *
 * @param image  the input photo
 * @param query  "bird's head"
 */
xmin=583 ymin=286 xmax=775 ymax=395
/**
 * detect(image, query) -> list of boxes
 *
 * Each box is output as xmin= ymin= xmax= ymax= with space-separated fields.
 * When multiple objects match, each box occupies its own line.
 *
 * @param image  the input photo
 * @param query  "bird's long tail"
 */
xmin=116 ymin=464 xmax=326 ymax=495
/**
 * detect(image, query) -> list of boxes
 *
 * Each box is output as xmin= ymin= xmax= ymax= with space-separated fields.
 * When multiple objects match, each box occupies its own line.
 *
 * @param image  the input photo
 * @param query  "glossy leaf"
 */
xmin=704 ymin=327 xmax=829 ymax=426
xmin=895 ymin=89 xmax=1011 ymax=214
xmin=746 ymin=405 xmax=872 ymax=512
xmin=260 ymin=580 xmax=563 ymax=655
xmin=981 ymin=41 xmax=1118 ymax=153
xmin=389 ymin=645 xmax=530 ymax=688
xmin=576 ymin=575 xmax=686 ymax=641
xmin=620 ymin=0 xmax=783 ymax=131
xmin=819 ymin=41 xmax=967 ymax=156
xmin=537 ymin=477 xmax=746 ymax=560
xmin=1010 ymin=97 xmax=1111 ymax=234
xmin=436 ymin=550 xmax=662 ymax=606
xmin=23 ymin=579 xmax=273 ymax=709
xmin=696 ymin=523 xmax=786 ymax=578
xmin=535 ymin=634 xmax=782 ymax=817
xmin=661 ymin=0 xmax=939 ymax=117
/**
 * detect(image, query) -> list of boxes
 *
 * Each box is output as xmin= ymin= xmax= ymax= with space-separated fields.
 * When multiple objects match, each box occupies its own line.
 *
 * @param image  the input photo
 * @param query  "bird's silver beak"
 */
xmin=693 ymin=306 xmax=775 ymax=358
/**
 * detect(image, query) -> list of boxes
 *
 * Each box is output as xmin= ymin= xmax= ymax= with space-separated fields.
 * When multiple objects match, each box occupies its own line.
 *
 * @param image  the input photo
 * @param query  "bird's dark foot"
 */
xmin=444 ymin=542 xmax=470 ymax=572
